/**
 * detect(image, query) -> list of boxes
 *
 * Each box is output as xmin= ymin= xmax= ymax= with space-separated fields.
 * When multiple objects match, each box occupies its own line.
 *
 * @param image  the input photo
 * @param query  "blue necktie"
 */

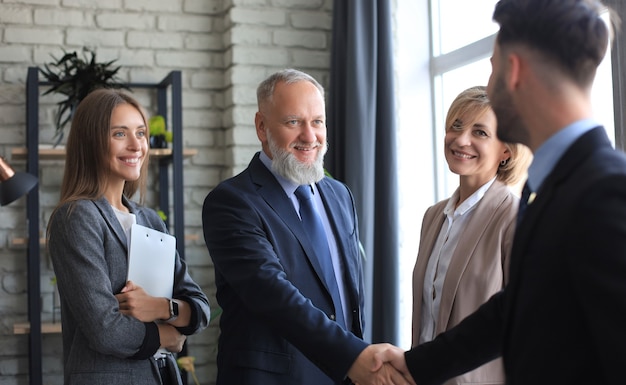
xmin=294 ymin=185 xmax=346 ymax=328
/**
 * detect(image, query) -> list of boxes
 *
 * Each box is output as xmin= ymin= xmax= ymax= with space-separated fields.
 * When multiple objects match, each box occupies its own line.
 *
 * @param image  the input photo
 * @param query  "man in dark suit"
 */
xmin=373 ymin=0 xmax=626 ymax=384
xmin=202 ymin=69 xmax=410 ymax=385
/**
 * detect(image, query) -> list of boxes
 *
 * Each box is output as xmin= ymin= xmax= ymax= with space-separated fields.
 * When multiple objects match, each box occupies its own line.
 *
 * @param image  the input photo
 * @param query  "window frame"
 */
xmin=430 ymin=1 xmax=626 ymax=146
xmin=605 ymin=0 xmax=626 ymax=150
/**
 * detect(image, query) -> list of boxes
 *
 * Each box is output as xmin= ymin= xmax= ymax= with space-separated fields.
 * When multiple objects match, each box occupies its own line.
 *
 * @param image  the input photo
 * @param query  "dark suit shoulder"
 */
xmin=317 ymin=176 xmax=356 ymax=205
xmin=554 ymin=127 xmax=626 ymax=186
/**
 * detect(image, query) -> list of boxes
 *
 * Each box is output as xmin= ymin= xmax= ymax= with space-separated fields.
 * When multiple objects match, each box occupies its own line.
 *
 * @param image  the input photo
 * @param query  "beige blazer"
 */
xmin=412 ymin=180 xmax=518 ymax=385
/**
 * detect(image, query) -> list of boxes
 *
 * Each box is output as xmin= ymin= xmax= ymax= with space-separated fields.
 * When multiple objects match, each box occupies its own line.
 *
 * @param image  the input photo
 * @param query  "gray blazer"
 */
xmin=48 ymin=196 xmax=209 ymax=385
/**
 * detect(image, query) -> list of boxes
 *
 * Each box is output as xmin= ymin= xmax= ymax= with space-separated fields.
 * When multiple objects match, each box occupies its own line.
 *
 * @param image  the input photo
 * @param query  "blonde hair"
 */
xmin=446 ymin=86 xmax=531 ymax=186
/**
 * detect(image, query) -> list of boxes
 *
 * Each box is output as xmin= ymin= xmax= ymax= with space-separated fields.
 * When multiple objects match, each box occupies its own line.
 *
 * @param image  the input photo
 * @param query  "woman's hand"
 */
xmin=115 ymin=280 xmax=168 ymax=322
xmin=157 ymin=323 xmax=187 ymax=353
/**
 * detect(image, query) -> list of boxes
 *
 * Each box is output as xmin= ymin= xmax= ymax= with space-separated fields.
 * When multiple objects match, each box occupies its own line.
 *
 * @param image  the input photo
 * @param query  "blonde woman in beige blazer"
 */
xmin=412 ymin=86 xmax=530 ymax=385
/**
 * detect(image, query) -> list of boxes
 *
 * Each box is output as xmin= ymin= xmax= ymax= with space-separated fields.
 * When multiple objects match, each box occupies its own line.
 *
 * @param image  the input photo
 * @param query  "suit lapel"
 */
xmin=506 ymin=127 xmax=610 ymax=309
xmin=412 ymin=203 xmax=447 ymax=341
xmin=316 ymin=180 xmax=350 ymax=271
xmin=93 ymin=197 xmax=128 ymax=251
xmin=316 ymin=179 xmax=360 ymax=294
xmin=437 ymin=181 xmax=509 ymax=333
xmin=248 ymin=155 xmax=334 ymax=296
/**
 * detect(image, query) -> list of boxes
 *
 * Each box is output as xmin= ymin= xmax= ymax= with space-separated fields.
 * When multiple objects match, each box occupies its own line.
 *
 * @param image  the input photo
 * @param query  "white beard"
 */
xmin=267 ymin=130 xmax=327 ymax=185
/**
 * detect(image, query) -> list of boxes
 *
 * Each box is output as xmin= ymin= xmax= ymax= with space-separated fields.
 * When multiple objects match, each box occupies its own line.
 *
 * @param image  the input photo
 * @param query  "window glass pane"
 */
xmin=592 ymin=12 xmax=615 ymax=145
xmin=432 ymin=0 xmax=499 ymax=55
xmin=593 ymin=45 xmax=615 ymax=145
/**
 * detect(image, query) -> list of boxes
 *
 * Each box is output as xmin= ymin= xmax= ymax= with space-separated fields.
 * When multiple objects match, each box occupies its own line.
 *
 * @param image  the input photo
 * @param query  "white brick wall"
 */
xmin=0 ymin=0 xmax=333 ymax=384
xmin=35 ymin=9 xmax=93 ymax=27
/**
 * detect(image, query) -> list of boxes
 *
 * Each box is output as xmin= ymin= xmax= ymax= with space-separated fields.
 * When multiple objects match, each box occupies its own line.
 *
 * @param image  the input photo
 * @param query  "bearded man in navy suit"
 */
xmin=202 ymin=69 xmax=411 ymax=385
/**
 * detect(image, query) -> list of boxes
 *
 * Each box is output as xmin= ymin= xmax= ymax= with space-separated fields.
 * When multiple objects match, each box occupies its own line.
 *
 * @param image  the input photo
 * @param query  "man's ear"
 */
xmin=255 ymin=111 xmax=266 ymax=141
xmin=506 ymin=52 xmax=521 ymax=92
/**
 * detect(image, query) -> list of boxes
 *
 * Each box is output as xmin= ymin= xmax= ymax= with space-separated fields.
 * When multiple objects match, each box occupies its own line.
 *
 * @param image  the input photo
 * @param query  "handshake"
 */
xmin=348 ymin=343 xmax=416 ymax=385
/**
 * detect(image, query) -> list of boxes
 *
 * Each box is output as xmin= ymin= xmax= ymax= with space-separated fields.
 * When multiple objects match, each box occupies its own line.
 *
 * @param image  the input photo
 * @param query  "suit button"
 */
xmin=330 ymin=314 xmax=336 ymax=321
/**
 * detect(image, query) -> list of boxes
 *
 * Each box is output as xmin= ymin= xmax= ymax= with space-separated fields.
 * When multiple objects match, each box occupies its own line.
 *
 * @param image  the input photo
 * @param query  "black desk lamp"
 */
xmin=0 ymin=157 xmax=38 ymax=206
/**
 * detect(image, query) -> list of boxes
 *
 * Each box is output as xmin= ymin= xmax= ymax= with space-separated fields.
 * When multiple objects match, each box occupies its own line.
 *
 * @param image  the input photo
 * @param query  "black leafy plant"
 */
xmin=40 ymin=47 xmax=129 ymax=146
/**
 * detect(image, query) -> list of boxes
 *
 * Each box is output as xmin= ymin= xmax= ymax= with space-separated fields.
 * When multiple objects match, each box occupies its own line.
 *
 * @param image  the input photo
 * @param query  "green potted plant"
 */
xmin=148 ymin=115 xmax=173 ymax=149
xmin=40 ymin=47 xmax=129 ymax=146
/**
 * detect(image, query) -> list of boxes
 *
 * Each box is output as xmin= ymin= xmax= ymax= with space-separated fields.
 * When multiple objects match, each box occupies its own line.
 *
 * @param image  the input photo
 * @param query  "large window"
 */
xmin=394 ymin=0 xmax=617 ymax=349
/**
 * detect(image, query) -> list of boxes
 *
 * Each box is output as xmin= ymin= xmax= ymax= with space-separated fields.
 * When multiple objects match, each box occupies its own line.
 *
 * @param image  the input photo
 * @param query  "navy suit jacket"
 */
xmin=202 ymin=153 xmax=368 ymax=385
xmin=406 ymin=127 xmax=626 ymax=384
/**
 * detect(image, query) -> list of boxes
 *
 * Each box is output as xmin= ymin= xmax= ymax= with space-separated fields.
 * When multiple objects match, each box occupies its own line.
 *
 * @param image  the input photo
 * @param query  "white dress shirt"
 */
xmin=419 ymin=177 xmax=495 ymax=344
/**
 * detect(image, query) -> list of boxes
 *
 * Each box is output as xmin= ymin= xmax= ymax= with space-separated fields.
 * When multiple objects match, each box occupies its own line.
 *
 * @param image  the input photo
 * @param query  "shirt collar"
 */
xmin=527 ymin=118 xmax=599 ymax=192
xmin=444 ymin=177 xmax=496 ymax=217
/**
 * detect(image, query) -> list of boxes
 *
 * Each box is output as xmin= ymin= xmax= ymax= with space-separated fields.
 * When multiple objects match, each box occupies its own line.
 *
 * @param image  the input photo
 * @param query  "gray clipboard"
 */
xmin=127 ymin=223 xmax=176 ymax=298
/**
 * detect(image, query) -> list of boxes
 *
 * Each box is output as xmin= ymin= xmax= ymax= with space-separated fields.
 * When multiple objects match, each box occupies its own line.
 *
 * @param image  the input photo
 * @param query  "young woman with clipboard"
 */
xmin=47 ymin=88 xmax=210 ymax=385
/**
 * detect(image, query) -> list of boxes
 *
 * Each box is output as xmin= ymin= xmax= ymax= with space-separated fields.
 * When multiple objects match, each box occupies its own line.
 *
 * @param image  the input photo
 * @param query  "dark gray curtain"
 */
xmin=327 ymin=0 xmax=399 ymax=345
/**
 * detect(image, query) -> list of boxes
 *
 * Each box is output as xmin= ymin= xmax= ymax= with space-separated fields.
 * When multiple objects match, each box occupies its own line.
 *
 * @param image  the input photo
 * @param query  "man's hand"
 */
xmin=348 ymin=344 xmax=416 ymax=385
xmin=370 ymin=344 xmax=413 ymax=383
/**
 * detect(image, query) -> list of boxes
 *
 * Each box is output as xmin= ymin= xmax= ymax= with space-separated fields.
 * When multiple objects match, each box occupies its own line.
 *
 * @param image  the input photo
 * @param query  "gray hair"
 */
xmin=256 ymin=68 xmax=325 ymax=106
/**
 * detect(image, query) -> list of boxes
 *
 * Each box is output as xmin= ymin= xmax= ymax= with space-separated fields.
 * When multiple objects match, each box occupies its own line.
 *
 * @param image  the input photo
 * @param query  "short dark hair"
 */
xmin=493 ymin=0 xmax=616 ymax=87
